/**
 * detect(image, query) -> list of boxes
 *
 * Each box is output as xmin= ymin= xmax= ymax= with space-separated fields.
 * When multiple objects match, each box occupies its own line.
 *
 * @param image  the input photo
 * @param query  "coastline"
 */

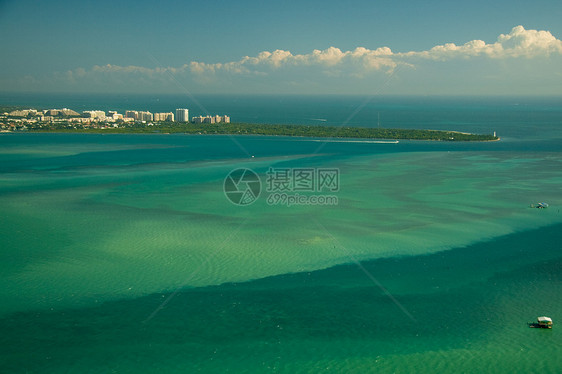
xmin=0 ymin=117 xmax=559 ymax=373
xmin=1 ymin=124 xmax=500 ymax=142
xmin=2 ymin=130 xmax=501 ymax=143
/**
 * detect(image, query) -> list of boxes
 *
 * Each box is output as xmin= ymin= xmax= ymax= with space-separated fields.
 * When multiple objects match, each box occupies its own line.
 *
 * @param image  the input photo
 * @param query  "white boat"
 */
xmin=537 ymin=316 xmax=553 ymax=328
xmin=529 ymin=316 xmax=553 ymax=329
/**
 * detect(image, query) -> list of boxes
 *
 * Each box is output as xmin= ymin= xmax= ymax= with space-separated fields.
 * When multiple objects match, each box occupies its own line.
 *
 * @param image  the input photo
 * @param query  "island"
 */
xmin=0 ymin=106 xmax=499 ymax=141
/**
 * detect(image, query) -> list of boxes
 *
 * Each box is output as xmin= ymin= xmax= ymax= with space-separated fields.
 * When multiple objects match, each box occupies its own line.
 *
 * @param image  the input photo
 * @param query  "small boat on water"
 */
xmin=530 ymin=202 xmax=549 ymax=209
xmin=529 ymin=316 xmax=553 ymax=329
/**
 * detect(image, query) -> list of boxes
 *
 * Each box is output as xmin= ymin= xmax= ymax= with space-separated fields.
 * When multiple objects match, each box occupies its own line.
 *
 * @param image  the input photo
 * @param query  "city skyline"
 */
xmin=1 ymin=0 xmax=562 ymax=96
xmin=4 ymin=107 xmax=230 ymax=123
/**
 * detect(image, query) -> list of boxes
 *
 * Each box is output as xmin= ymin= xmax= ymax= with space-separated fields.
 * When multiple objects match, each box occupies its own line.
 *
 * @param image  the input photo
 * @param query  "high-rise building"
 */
xmin=176 ymin=108 xmax=189 ymax=122
xmin=60 ymin=108 xmax=79 ymax=117
xmin=191 ymin=114 xmax=230 ymax=124
xmin=139 ymin=111 xmax=153 ymax=122
xmin=125 ymin=110 xmax=138 ymax=119
xmin=82 ymin=110 xmax=106 ymax=120
xmin=154 ymin=112 xmax=175 ymax=122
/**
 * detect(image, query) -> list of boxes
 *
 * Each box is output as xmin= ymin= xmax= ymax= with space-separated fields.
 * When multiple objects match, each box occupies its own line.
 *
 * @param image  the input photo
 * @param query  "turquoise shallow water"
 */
xmin=1 ymin=224 xmax=561 ymax=373
xmin=1 ymin=96 xmax=561 ymax=373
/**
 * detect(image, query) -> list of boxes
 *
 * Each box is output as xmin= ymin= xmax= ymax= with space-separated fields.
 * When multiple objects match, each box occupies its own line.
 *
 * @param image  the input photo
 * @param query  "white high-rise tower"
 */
xmin=176 ymin=108 xmax=189 ymax=122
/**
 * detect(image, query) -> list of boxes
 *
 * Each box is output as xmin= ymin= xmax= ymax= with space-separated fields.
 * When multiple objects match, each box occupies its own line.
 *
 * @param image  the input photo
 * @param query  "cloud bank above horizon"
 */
xmin=12 ymin=26 xmax=562 ymax=95
xmin=183 ymin=25 xmax=562 ymax=75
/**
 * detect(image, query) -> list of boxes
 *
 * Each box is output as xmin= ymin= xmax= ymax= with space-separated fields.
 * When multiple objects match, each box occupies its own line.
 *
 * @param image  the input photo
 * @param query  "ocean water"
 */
xmin=0 ymin=95 xmax=561 ymax=373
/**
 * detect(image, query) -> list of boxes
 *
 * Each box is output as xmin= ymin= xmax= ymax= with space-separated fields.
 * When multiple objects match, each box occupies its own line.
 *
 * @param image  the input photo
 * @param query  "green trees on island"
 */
xmin=0 ymin=104 xmax=498 ymax=141
xmin=19 ymin=122 xmax=498 ymax=141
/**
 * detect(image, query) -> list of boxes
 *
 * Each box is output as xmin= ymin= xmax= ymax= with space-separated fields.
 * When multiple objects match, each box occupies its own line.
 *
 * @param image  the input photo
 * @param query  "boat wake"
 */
xmin=305 ymin=139 xmax=399 ymax=144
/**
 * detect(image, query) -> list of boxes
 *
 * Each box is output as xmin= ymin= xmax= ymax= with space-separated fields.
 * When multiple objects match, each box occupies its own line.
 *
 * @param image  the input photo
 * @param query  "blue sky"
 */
xmin=1 ymin=0 xmax=561 ymax=95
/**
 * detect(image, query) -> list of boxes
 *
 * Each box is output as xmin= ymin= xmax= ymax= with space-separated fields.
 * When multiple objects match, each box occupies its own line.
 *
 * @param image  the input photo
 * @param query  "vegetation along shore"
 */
xmin=1 ymin=106 xmax=499 ymax=141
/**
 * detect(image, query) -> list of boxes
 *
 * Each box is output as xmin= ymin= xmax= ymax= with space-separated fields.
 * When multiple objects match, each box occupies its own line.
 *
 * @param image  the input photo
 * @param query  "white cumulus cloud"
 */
xmin=15 ymin=25 xmax=561 ymax=94
xmin=403 ymin=25 xmax=562 ymax=60
xmin=180 ymin=26 xmax=561 ymax=76
xmin=60 ymin=26 xmax=562 ymax=80
xmin=497 ymin=25 xmax=562 ymax=57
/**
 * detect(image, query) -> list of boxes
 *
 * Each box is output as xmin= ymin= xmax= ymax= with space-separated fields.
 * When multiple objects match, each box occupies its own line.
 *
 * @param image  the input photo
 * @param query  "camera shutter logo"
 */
xmin=224 ymin=168 xmax=261 ymax=205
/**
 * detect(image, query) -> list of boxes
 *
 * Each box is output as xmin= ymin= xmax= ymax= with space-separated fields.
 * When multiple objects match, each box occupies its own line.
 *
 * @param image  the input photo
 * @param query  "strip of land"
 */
xmin=9 ymin=122 xmax=498 ymax=141
xmin=1 ymin=104 xmax=499 ymax=141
